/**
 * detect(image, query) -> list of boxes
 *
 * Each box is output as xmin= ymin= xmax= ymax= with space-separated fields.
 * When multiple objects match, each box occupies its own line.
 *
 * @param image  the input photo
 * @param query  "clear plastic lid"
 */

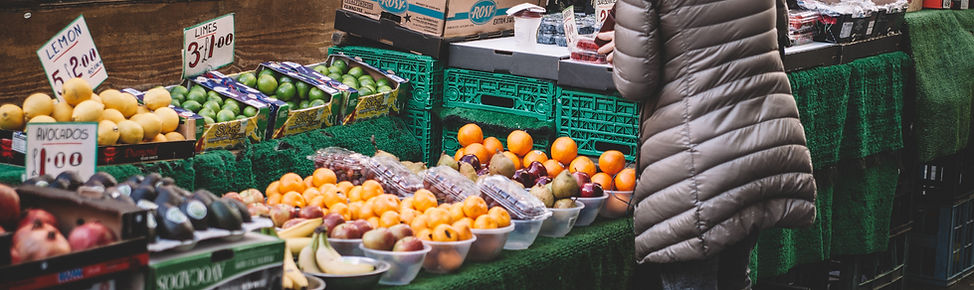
xmin=363 ymin=155 xmax=425 ymax=198
xmin=477 ymin=175 xmax=551 ymax=220
xmin=308 ymin=147 xmax=370 ymax=184
xmin=423 ymin=166 xmax=479 ymax=204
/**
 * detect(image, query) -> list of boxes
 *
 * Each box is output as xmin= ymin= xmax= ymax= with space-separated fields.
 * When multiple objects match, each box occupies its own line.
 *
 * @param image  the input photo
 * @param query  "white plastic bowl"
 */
xmin=503 ymin=216 xmax=549 ymax=250
xmin=574 ymin=194 xmax=608 ymax=227
xmin=359 ymin=243 xmax=432 ymax=285
xmin=420 ymin=236 xmax=477 ymax=274
xmin=328 ymin=238 xmax=364 ymax=257
xmin=468 ymin=224 xmax=515 ymax=261
xmin=599 ymin=190 xmax=634 ymax=219
xmin=539 ymin=201 xmax=584 ymax=237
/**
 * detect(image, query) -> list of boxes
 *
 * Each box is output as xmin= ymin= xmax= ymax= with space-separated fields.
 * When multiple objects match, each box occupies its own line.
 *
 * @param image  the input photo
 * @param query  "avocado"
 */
xmin=179 ymin=199 xmax=210 ymax=230
xmin=88 ymin=172 xmax=118 ymax=188
xmin=156 ymin=203 xmax=194 ymax=241
xmin=224 ymin=198 xmax=252 ymax=223
xmin=154 ymin=185 xmax=184 ymax=206
xmin=193 ymin=189 xmax=217 ymax=205
xmin=109 ymin=188 xmax=135 ymax=205
xmin=131 ymin=185 xmax=158 ymax=202
xmin=125 ymin=175 xmax=144 ymax=185
xmin=23 ymin=175 xmax=54 ymax=187
xmin=208 ymin=199 xmax=243 ymax=231
xmin=160 ymin=177 xmax=175 ymax=186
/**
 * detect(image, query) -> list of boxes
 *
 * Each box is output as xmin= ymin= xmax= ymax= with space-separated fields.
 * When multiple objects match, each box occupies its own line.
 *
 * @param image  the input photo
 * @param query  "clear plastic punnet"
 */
xmin=363 ymin=155 xmax=425 ymax=198
xmin=423 ymin=166 xmax=480 ymax=204
xmin=309 ymin=147 xmax=370 ymax=184
xmin=477 ymin=175 xmax=551 ymax=220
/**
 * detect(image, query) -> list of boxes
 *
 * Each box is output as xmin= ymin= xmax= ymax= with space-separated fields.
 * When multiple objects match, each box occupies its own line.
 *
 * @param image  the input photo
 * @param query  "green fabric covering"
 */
xmin=382 ymin=218 xmax=634 ymax=290
xmin=193 ymin=150 xmax=256 ymax=195
xmin=137 ymin=159 xmax=195 ymax=190
xmin=0 ymin=164 xmax=23 ymax=185
xmin=829 ymin=155 xmax=899 ymax=256
xmin=842 ymin=53 xmax=907 ymax=160
xmin=906 ymin=10 xmax=974 ymax=162
xmin=789 ymin=64 xmax=851 ymax=167
xmin=321 ymin=116 xmax=423 ymax=161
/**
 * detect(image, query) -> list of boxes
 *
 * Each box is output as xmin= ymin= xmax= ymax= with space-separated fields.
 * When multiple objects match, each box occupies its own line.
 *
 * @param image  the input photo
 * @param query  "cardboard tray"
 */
xmin=255 ymin=61 xmax=351 ymax=136
xmin=175 ymin=75 xmax=275 ymax=151
xmin=0 ymin=129 xmax=196 ymax=166
xmin=448 ymin=37 xmax=569 ymax=80
xmin=307 ymin=55 xmax=408 ymax=125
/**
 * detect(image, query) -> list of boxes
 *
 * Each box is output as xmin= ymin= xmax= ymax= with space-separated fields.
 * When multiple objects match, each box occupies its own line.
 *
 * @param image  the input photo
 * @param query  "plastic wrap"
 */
xmin=570 ymin=36 xmax=608 ymax=64
xmin=477 ymin=175 xmax=551 ymax=220
xmin=423 ymin=166 xmax=480 ymax=204
xmin=363 ymin=155 xmax=425 ymax=197
xmin=309 ymin=147 xmax=370 ymax=184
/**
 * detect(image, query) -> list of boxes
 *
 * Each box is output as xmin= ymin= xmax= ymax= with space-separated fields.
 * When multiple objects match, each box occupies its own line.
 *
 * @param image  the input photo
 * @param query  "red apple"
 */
xmin=512 ymin=169 xmax=535 ymax=188
xmin=393 ymin=236 xmax=424 ymax=252
xmin=299 ymin=206 xmax=324 ymax=219
xmin=351 ymin=219 xmax=373 ymax=233
xmin=388 ymin=224 xmax=413 ymax=240
xmin=362 ymin=228 xmax=396 ymax=251
xmin=238 ymin=188 xmax=265 ymax=205
xmin=572 ymin=172 xmax=591 ymax=188
xmin=247 ymin=203 xmax=270 ymax=217
xmin=68 ymin=221 xmax=118 ymax=251
xmin=222 ymin=192 xmax=243 ymax=203
xmin=330 ymin=223 xmax=362 ymax=239
xmin=18 ymin=209 xmax=57 ymax=229
xmin=270 ymin=204 xmax=293 ymax=228
xmin=322 ymin=213 xmax=345 ymax=232
xmin=534 ymin=176 xmax=552 ymax=186
xmin=459 ymin=155 xmax=482 ymax=171
xmin=580 ymin=183 xmax=604 ymax=198
xmin=526 ymin=161 xmax=548 ymax=180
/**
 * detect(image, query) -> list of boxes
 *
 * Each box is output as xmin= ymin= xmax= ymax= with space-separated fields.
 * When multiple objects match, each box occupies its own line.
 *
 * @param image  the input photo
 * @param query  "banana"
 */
xmin=319 ymin=258 xmax=375 ymax=275
xmin=277 ymin=218 xmax=323 ymax=239
xmin=298 ymin=246 xmax=321 ymax=273
xmin=282 ymin=273 xmax=293 ymax=289
xmin=283 ymin=249 xmax=308 ymax=288
xmin=285 ymin=237 xmax=312 ymax=255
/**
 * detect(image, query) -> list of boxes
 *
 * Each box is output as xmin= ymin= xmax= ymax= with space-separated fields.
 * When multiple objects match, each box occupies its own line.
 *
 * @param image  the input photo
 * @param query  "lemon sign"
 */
xmin=36 ymin=15 xmax=107 ymax=101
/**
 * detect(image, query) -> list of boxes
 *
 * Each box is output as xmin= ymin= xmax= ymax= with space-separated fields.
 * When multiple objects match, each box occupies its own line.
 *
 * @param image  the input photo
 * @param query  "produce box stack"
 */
xmin=304 ymin=55 xmax=408 ymax=126
xmin=165 ymin=75 xmax=273 ymax=151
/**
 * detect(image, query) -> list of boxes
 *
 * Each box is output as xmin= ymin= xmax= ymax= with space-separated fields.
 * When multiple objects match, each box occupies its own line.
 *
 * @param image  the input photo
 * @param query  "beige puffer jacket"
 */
xmin=611 ymin=0 xmax=817 ymax=264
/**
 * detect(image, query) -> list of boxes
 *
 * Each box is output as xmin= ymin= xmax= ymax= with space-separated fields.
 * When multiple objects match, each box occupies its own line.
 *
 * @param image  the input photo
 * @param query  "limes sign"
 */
xmin=183 ymin=13 xmax=235 ymax=78
xmin=36 ymin=15 xmax=107 ymax=101
xmin=25 ymin=122 xmax=98 ymax=181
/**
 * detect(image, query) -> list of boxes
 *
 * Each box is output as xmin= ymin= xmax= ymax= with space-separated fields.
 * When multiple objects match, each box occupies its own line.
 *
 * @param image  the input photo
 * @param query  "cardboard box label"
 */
xmin=342 ymin=0 xmax=529 ymax=38
xmin=148 ymin=234 xmax=283 ymax=290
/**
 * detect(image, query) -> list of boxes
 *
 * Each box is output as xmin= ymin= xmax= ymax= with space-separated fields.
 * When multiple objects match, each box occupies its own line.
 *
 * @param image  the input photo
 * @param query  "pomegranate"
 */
xmin=13 ymin=220 xmax=70 ymax=262
xmin=18 ymin=209 xmax=57 ymax=229
xmin=0 ymin=184 xmax=19 ymax=228
xmin=68 ymin=221 xmax=118 ymax=251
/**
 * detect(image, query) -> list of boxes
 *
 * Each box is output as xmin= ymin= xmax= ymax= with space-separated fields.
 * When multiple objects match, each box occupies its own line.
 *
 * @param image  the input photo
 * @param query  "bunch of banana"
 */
xmin=282 ymin=247 xmax=309 ymax=289
xmin=297 ymin=226 xmax=374 ymax=275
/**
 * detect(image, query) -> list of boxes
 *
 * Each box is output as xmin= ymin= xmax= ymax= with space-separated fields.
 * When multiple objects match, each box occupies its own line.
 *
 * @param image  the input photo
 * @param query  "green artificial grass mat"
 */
xmin=906 ymin=10 xmax=974 ymax=162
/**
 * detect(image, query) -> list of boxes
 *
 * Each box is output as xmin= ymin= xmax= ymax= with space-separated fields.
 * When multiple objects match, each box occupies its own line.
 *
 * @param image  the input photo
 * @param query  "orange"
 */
xmin=379 ymin=211 xmax=401 ymax=228
xmin=336 ymin=181 xmax=354 ymax=195
xmin=503 ymin=151 xmax=522 ymax=170
xmin=330 ymin=202 xmax=351 ymax=221
xmin=312 ymin=168 xmax=338 ymax=187
xmin=550 ymin=137 xmax=578 ymax=165
xmin=457 ymin=123 xmax=484 ymax=147
xmin=438 ymin=203 xmax=453 ymax=211
xmin=268 ymin=194 xmax=283 ymax=205
xmin=453 ymin=221 xmax=473 ymax=240
xmin=309 ymin=195 xmax=325 ymax=208
xmin=304 ymin=176 xmax=315 ymax=189
xmin=522 ymin=150 xmax=548 ymax=168
xmin=302 ymin=187 xmax=322 ymax=203
xmin=401 ymin=197 xmax=416 ymax=211
xmin=358 ymin=200 xmax=377 ymax=220
xmin=279 ymin=173 xmax=305 ymax=194
xmin=413 ymin=189 xmax=438 ymax=212
xmin=348 ymin=201 xmax=363 ymax=220
xmin=543 ymin=159 xmax=565 ymax=178
xmin=464 ymin=143 xmax=489 ymax=165
xmin=367 ymin=217 xmax=380 ymax=229
xmin=410 ymin=214 xmax=430 ymax=232
xmin=432 ymin=224 xmax=459 ymax=242
xmin=473 ymin=214 xmax=498 ymax=229
xmin=322 ymin=188 xmax=345 ymax=209
xmin=591 ymin=172 xmax=615 ymax=190
xmin=282 ymin=191 xmax=306 ymax=208
xmin=507 ymin=130 xmax=533 ymax=157
xmin=454 ymin=148 xmax=466 ymax=162
xmin=425 ymin=208 xmax=452 ymax=228
xmin=615 ymin=168 xmax=637 ymax=191
xmin=483 ymin=137 xmax=504 ymax=157
xmin=400 ymin=208 xmax=420 ymax=224
xmin=453 ymin=217 xmax=474 ymax=232
xmin=265 ymin=181 xmax=281 ymax=197
xmin=462 ymin=196 xmax=489 ymax=218
xmin=569 ymin=156 xmax=597 ymax=177
xmin=488 ymin=207 xmax=511 ymax=227
xmin=361 ymin=180 xmax=384 ymax=201
xmin=598 ymin=150 xmax=626 ymax=175
xmin=372 ymin=194 xmax=401 ymax=216
xmin=448 ymin=203 xmax=465 ymax=222
xmin=318 ymin=183 xmax=337 ymax=196
xmin=416 ymin=228 xmax=434 ymax=241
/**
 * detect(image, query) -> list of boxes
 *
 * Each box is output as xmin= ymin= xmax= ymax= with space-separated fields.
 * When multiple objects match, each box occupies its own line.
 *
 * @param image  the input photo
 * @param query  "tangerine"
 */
xmin=426 ymin=208 xmax=452 ymax=228
xmin=379 ymin=211 xmax=401 ymax=228
xmin=448 ymin=203 xmax=465 ymax=222
xmin=303 ymin=175 xmax=315 ymax=189
xmin=401 ymin=196 xmax=416 ymax=211
xmin=615 ymin=168 xmax=637 ymax=191
xmin=416 ymin=228 xmax=434 ymax=241
xmin=410 ymin=214 xmax=430 ymax=232
xmin=267 ymin=194 xmax=282 ymax=205
xmin=454 ymin=148 xmax=466 ymax=162
xmin=522 ymin=150 xmax=548 ymax=168
xmin=281 ymin=191 xmax=306 ymax=208
xmin=372 ymin=194 xmax=401 ymax=216
xmin=432 ymin=224 xmax=459 ymax=242
xmin=336 ymin=181 xmax=354 ymax=195
xmin=569 ymin=156 xmax=597 ymax=176
xmin=464 ymin=143 xmax=489 ymax=165
xmin=348 ymin=186 xmax=364 ymax=202
xmin=591 ymin=172 xmax=615 ymax=190
xmin=322 ymin=188 xmax=345 ymax=209
xmin=462 ymin=196 xmax=489 ymax=218
xmin=367 ymin=217 xmax=380 ymax=229
xmin=473 ymin=214 xmax=498 ymax=229
xmin=453 ymin=221 xmax=473 ymax=240
xmin=265 ymin=181 xmax=281 ymax=197
xmin=348 ymin=201 xmax=363 ymax=220
xmin=598 ymin=150 xmax=626 ymax=175
xmin=488 ymin=207 xmax=511 ymax=227
xmin=543 ymin=159 xmax=565 ymax=178
xmin=458 ymin=123 xmax=484 ymax=147
xmin=453 ymin=217 xmax=474 ymax=232
xmin=400 ymin=208 xmax=420 ymax=224
xmin=502 ymin=151 xmax=523 ymax=170
xmin=279 ymin=173 xmax=305 ymax=194
xmin=507 ymin=130 xmax=533 ymax=157
xmin=413 ymin=189 xmax=438 ymax=212
xmin=361 ymin=180 xmax=384 ymax=200
xmin=330 ymin=202 xmax=351 ymax=221
xmin=483 ymin=137 xmax=504 ymax=157
xmin=551 ymin=137 xmax=578 ymax=165
xmin=309 ymin=196 xmax=325 ymax=208
xmin=358 ymin=199 xmax=377 ymax=220
xmin=302 ymin=187 xmax=322 ymax=203
xmin=312 ymin=168 xmax=338 ymax=187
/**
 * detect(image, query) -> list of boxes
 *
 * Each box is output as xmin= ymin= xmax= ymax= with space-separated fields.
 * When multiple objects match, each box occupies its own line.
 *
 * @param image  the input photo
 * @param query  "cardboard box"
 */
xmin=147 ymin=233 xmax=284 ymax=290
xmin=335 ymin=10 xmax=452 ymax=58
xmin=0 ymin=129 xmax=196 ymax=166
xmin=123 ymin=88 xmax=204 ymax=144
xmin=341 ymin=0 xmax=537 ymax=39
xmin=199 ymin=71 xmax=294 ymax=139
xmin=175 ymin=75 xmax=274 ymax=151
xmin=448 ymin=37 xmax=569 ymax=80
xmin=306 ymin=55 xmax=407 ymax=125
xmin=255 ymin=62 xmax=353 ymax=135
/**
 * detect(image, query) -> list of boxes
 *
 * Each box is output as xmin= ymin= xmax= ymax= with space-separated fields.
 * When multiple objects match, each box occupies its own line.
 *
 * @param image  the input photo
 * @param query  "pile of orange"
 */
xmin=403 ymin=190 xmax=511 ymax=242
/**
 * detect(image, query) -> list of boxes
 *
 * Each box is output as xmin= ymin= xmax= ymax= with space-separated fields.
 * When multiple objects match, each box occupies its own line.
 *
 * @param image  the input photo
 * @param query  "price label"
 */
xmin=182 ymin=13 xmax=235 ymax=78
xmin=25 ymin=122 xmax=98 ymax=181
xmin=562 ymin=6 xmax=578 ymax=48
xmin=594 ymin=0 xmax=616 ymax=27
xmin=36 ymin=15 xmax=107 ymax=101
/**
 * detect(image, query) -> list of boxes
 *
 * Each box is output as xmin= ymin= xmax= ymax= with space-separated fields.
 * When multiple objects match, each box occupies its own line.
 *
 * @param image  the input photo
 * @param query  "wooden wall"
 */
xmin=0 ymin=0 xmax=338 ymax=104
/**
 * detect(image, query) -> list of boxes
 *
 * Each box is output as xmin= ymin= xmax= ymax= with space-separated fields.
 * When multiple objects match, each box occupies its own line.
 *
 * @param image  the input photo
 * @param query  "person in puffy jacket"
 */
xmin=597 ymin=0 xmax=817 ymax=288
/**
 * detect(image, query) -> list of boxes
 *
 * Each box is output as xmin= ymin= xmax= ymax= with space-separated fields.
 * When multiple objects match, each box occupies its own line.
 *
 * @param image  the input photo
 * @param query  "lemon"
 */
xmin=0 ymin=104 xmax=25 ymax=130
xmin=137 ymin=106 xmax=149 ymax=115
xmin=117 ymin=120 xmax=143 ymax=144
xmin=144 ymin=88 xmax=172 ymax=110
xmin=164 ymin=132 xmax=185 ymax=141
xmin=52 ymin=101 xmax=73 ymax=122
xmin=89 ymin=93 xmax=102 ymax=104
xmin=101 ymin=108 xmax=125 ymax=124
xmin=97 ymin=120 xmax=119 ymax=146
xmin=103 ymin=91 xmax=138 ymax=117
xmin=62 ymin=78 xmax=92 ymax=106
xmin=131 ymin=113 xmax=162 ymax=140
xmin=150 ymin=133 xmax=167 ymax=142
xmin=23 ymin=93 xmax=54 ymax=119
xmin=71 ymin=100 xmax=104 ymax=122
xmin=28 ymin=115 xmax=56 ymax=123
xmin=153 ymin=107 xmax=179 ymax=133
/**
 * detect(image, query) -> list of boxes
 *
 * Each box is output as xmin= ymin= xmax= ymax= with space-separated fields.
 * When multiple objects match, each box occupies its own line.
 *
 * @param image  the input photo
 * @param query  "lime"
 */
xmin=198 ymin=108 xmax=216 ymax=120
xmin=216 ymin=110 xmax=236 ymax=123
xmin=313 ymin=65 xmax=328 ymax=75
xmin=206 ymin=90 xmax=221 ymax=99
xmin=377 ymin=85 xmax=393 ymax=93
xmin=286 ymin=101 xmax=298 ymax=109
xmin=333 ymin=60 xmax=348 ymax=73
xmin=308 ymin=88 xmax=326 ymax=101
xmin=170 ymin=86 xmax=189 ymax=95
xmin=236 ymin=115 xmax=248 ymax=120
xmin=203 ymin=116 xmax=215 ymax=125
xmin=348 ymin=67 xmax=365 ymax=78
xmin=299 ymin=100 xmax=310 ymax=109
xmin=375 ymin=78 xmax=390 ymax=88
xmin=358 ymin=74 xmax=374 ymax=83
xmin=171 ymin=92 xmax=186 ymax=102
xmin=222 ymin=102 xmax=241 ymax=115
xmin=190 ymin=86 xmax=206 ymax=97
xmin=206 ymin=94 xmax=224 ymax=106
xmin=359 ymin=79 xmax=376 ymax=90
xmin=295 ymin=82 xmax=310 ymax=99
xmin=186 ymin=91 xmax=206 ymax=104
xmin=242 ymin=106 xmax=258 ymax=117
xmin=238 ymin=73 xmax=258 ymax=88
xmin=203 ymin=101 xmax=222 ymax=113
xmin=276 ymin=82 xmax=296 ymax=101
xmin=357 ymin=86 xmax=374 ymax=96
xmin=181 ymin=100 xmax=203 ymax=112
xmin=328 ymin=66 xmax=343 ymax=75
xmin=278 ymin=76 xmax=293 ymax=84
xmin=309 ymin=99 xmax=326 ymax=107
xmin=258 ymin=69 xmax=276 ymax=80
xmin=342 ymin=79 xmax=360 ymax=90
xmin=224 ymin=98 xmax=240 ymax=109
xmin=327 ymin=73 xmax=343 ymax=81
xmin=257 ymin=74 xmax=278 ymax=95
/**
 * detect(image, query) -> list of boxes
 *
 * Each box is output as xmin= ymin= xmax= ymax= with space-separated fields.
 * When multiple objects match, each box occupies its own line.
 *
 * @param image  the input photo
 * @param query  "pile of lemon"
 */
xmin=0 ymin=78 xmax=184 ymax=145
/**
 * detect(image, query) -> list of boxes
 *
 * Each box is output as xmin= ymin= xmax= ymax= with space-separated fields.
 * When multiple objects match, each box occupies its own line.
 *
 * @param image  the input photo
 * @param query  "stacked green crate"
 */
xmin=555 ymin=88 xmax=641 ymax=161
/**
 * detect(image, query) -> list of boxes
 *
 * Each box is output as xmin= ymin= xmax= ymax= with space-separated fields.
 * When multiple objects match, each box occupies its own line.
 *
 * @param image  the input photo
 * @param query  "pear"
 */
xmin=552 ymin=170 xmax=579 ymax=199
xmin=488 ymin=152 xmax=516 ymax=178
xmin=437 ymin=152 xmax=459 ymax=171
xmin=530 ymin=185 xmax=554 ymax=208
xmin=459 ymin=162 xmax=478 ymax=182
xmin=554 ymin=198 xmax=576 ymax=209
xmin=374 ymin=149 xmax=399 ymax=161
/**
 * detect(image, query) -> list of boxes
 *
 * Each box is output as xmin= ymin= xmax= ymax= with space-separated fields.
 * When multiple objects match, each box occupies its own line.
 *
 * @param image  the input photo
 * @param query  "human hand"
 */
xmin=596 ymin=31 xmax=615 ymax=63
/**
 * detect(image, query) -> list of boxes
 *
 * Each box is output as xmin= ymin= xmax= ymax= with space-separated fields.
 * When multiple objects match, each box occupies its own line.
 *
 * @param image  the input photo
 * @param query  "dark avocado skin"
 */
xmin=180 ymin=198 xmax=210 ymax=231
xmin=89 ymin=172 xmax=118 ymax=187
xmin=208 ymin=199 xmax=243 ymax=231
xmin=154 ymin=185 xmax=184 ymax=206
xmin=157 ymin=203 xmax=194 ymax=241
xmin=225 ymin=198 xmax=252 ymax=222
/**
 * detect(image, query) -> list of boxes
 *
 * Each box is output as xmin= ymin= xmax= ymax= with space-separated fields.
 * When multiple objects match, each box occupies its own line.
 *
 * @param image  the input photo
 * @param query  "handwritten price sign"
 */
xmin=36 ymin=15 xmax=107 ymax=101
xmin=25 ymin=123 xmax=98 ymax=180
xmin=562 ymin=6 xmax=578 ymax=48
xmin=183 ymin=13 xmax=235 ymax=77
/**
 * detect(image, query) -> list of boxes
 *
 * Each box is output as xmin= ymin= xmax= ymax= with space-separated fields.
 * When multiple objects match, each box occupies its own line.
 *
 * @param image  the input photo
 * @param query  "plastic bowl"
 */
xmin=305 ymin=274 xmax=326 ymax=290
xmin=359 ymin=243 xmax=432 ymax=285
xmin=420 ymin=236 xmax=477 ymax=274
xmin=504 ymin=215 xmax=549 ymax=250
xmin=599 ymin=190 xmax=634 ymax=219
xmin=574 ymin=194 xmax=609 ymax=227
xmin=468 ymin=224 xmax=515 ymax=261
xmin=328 ymin=238 xmax=364 ymax=257
xmin=539 ymin=201 xmax=585 ymax=237
xmin=307 ymin=256 xmax=389 ymax=290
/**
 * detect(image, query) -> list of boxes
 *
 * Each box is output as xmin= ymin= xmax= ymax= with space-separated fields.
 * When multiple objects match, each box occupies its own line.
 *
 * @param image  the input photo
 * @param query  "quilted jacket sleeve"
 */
xmin=611 ymin=0 xmax=661 ymax=102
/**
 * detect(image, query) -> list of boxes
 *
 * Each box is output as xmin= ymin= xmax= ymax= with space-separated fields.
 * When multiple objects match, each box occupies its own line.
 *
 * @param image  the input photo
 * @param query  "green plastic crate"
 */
xmin=443 ymin=68 xmax=557 ymax=122
xmin=328 ymin=46 xmax=444 ymax=109
xmin=556 ymin=87 xmax=640 ymax=161
xmin=401 ymin=107 xmax=441 ymax=164
xmin=441 ymin=123 xmax=551 ymax=160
